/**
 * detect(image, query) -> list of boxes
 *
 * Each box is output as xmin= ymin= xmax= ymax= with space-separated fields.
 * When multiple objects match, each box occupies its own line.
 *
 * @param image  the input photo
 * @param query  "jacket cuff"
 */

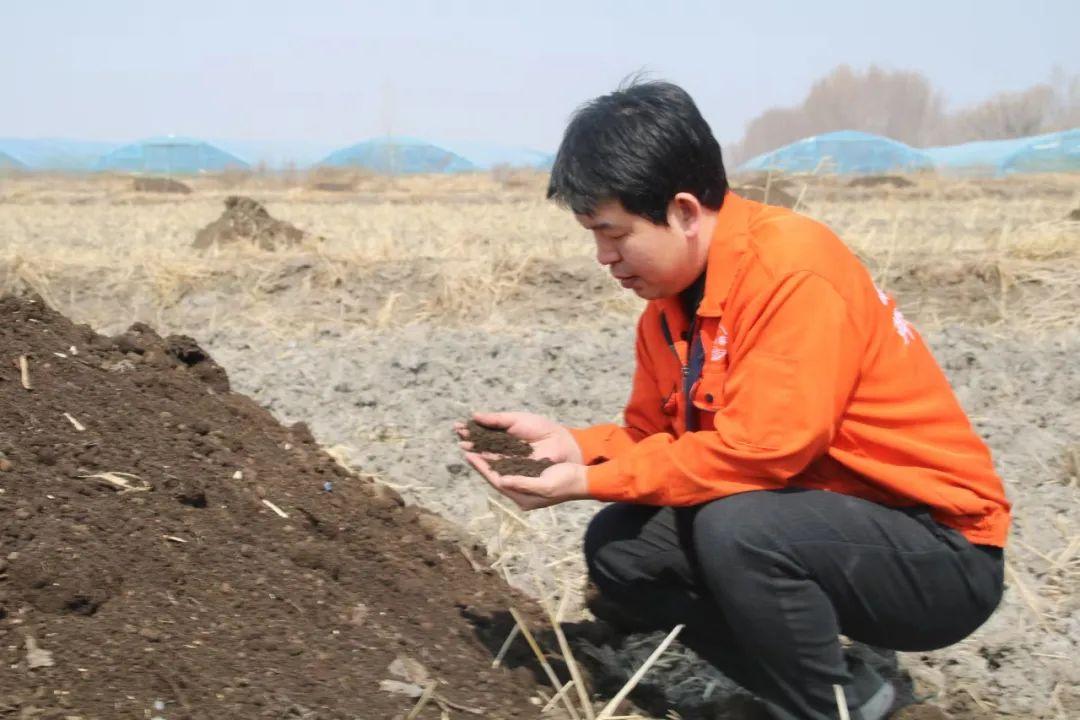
xmin=585 ymin=460 xmax=628 ymax=503
xmin=568 ymin=424 xmax=633 ymax=465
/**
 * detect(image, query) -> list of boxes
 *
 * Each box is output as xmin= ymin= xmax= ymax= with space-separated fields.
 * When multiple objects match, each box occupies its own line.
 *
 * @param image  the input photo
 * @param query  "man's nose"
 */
xmin=595 ymin=239 xmax=620 ymax=266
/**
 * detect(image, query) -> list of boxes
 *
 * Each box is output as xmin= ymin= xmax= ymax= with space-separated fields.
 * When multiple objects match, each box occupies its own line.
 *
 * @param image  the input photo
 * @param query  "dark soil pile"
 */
xmin=192 ymin=196 xmax=309 ymax=251
xmin=1068 ymin=207 xmax=1080 ymax=221
xmin=847 ymin=175 xmax=915 ymax=189
xmin=0 ymin=295 xmax=561 ymax=719
xmin=133 ymin=177 xmax=192 ymax=194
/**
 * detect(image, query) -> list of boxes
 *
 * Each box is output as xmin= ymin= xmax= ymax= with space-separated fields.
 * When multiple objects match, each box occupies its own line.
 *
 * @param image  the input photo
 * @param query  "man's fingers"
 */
xmin=482 ymin=469 xmax=545 ymax=502
xmin=460 ymin=444 xmax=504 ymax=460
xmin=463 ymin=451 xmax=490 ymax=472
xmin=464 ymin=452 xmax=502 ymax=488
xmin=463 ymin=452 xmax=549 ymax=509
xmin=471 ymin=411 xmax=513 ymax=429
xmin=501 ymin=488 xmax=548 ymax=511
xmin=496 ymin=474 xmax=531 ymax=494
xmin=487 ymin=476 xmax=548 ymax=511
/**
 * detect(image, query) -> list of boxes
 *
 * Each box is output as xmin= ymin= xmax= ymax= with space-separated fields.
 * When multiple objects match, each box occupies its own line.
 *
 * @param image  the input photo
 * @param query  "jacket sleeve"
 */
xmin=585 ymin=271 xmax=863 ymax=505
xmin=569 ymin=310 xmax=674 ymax=464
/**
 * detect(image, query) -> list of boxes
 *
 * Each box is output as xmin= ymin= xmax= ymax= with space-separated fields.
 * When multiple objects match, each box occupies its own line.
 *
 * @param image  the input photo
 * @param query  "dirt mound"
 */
xmin=133 ymin=177 xmax=192 ymax=194
xmin=1067 ymin=207 xmax=1080 ymax=221
xmin=310 ymin=181 xmax=355 ymax=192
xmin=0 ymin=295 xmax=562 ymax=719
xmin=305 ymin=167 xmax=370 ymax=194
xmin=732 ymin=183 xmax=800 ymax=209
xmin=847 ymin=175 xmax=915 ymax=189
xmin=193 ymin=196 xmax=310 ymax=251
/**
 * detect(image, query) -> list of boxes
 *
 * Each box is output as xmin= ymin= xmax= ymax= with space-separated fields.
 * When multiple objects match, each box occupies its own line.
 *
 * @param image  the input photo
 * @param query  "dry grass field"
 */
xmin=1 ymin=168 xmax=1078 ymax=719
xmin=2 ymin=170 xmax=1077 ymax=334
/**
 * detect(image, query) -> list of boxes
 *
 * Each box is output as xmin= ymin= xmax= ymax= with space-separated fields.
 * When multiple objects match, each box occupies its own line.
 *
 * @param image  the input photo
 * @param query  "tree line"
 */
xmin=729 ymin=66 xmax=1080 ymax=164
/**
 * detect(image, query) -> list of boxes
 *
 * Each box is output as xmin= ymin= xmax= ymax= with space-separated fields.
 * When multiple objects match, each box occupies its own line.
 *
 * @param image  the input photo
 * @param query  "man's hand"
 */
xmin=464 ymin=452 xmax=589 ymax=510
xmin=454 ymin=411 xmax=584 ymax=465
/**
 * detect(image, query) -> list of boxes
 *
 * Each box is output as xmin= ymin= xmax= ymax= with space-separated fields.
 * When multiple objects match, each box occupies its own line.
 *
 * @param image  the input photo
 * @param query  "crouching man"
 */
xmin=458 ymin=80 xmax=1008 ymax=720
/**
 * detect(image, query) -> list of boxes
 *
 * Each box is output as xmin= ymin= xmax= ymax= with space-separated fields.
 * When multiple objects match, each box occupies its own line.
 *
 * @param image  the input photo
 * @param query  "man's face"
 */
xmin=577 ymin=200 xmax=701 ymax=300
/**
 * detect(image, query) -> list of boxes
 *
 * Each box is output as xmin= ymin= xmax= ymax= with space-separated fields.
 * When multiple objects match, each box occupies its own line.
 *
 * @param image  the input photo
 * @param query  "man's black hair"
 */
xmin=547 ymin=79 xmax=728 ymax=225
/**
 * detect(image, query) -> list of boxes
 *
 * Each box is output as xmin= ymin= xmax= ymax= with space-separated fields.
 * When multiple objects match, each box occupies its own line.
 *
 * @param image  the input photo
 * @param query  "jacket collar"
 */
xmin=697 ymin=191 xmax=752 ymax=317
xmin=653 ymin=190 xmax=752 ymax=322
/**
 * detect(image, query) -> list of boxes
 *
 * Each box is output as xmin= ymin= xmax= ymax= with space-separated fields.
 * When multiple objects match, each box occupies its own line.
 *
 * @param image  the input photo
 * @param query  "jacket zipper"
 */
xmin=660 ymin=310 xmax=708 ymax=432
xmin=659 ymin=311 xmax=688 ymax=378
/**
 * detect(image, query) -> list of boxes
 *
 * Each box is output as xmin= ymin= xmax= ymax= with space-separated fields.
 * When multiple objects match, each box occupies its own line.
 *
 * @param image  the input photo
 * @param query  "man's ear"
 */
xmin=670 ymin=192 xmax=703 ymax=237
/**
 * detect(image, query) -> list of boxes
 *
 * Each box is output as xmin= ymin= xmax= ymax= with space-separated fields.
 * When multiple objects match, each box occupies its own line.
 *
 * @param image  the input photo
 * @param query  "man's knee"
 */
xmin=582 ymin=504 xmax=695 ymax=633
xmin=583 ymin=503 xmax=646 ymax=580
xmin=582 ymin=506 xmax=611 ymax=572
xmin=692 ymin=492 xmax=789 ymax=566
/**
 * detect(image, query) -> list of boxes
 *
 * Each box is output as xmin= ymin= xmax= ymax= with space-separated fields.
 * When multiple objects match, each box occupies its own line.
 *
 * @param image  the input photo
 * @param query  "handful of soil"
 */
xmin=465 ymin=419 xmax=531 ymax=456
xmin=464 ymin=419 xmax=555 ymax=477
xmin=490 ymin=456 xmax=555 ymax=477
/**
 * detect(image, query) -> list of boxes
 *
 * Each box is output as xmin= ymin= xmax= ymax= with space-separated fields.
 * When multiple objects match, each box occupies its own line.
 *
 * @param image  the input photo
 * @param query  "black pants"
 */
xmin=583 ymin=489 xmax=1004 ymax=719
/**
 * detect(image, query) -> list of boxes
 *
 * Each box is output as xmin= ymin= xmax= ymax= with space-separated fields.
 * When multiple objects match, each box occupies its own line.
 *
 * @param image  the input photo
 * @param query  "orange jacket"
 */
xmin=570 ymin=192 xmax=1010 ymax=547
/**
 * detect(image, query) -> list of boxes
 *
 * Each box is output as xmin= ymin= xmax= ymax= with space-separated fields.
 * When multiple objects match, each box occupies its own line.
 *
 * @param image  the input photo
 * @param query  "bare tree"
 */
xmin=730 ymin=65 xmax=944 ymax=164
xmin=939 ymin=85 xmax=1057 ymax=143
xmin=730 ymin=66 xmax=1079 ymax=164
xmin=1048 ymin=67 xmax=1080 ymax=129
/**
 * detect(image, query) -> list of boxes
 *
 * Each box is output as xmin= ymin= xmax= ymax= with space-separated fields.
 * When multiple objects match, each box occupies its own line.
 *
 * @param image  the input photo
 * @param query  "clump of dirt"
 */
xmin=466 ymin=419 xmax=532 ymax=457
xmin=848 ymin=175 xmax=916 ymax=189
xmin=0 ymin=295 xmax=564 ymax=719
xmin=1067 ymin=207 xmax=1080 ymax=221
xmin=133 ymin=177 xmax=192 ymax=194
xmin=490 ymin=457 xmax=555 ymax=478
xmin=192 ymin=195 xmax=310 ymax=251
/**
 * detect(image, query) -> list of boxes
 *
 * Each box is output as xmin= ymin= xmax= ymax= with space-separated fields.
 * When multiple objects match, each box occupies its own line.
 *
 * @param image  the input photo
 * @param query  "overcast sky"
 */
xmin=3 ymin=0 xmax=1078 ymax=150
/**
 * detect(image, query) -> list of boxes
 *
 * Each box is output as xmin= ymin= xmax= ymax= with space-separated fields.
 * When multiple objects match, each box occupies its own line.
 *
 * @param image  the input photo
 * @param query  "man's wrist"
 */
xmin=560 ymin=426 xmax=585 ymax=465
xmin=573 ymin=464 xmax=591 ymax=500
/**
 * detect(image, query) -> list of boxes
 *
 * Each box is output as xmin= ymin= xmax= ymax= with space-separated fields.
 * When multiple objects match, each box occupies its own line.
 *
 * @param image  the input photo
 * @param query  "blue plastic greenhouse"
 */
xmin=739 ymin=130 xmax=934 ymax=175
xmin=925 ymin=129 xmax=1080 ymax=176
xmin=95 ymin=137 xmax=249 ymax=174
xmin=0 ymin=150 xmax=27 ymax=170
xmin=433 ymin=141 xmax=553 ymax=170
xmin=320 ymin=137 xmax=475 ymax=174
xmin=1007 ymin=129 xmax=1080 ymax=173
xmin=0 ymin=139 xmax=120 ymax=171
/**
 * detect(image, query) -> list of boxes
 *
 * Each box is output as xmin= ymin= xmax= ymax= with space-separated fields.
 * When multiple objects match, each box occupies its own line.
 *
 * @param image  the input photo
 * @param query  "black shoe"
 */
xmin=763 ymin=658 xmax=896 ymax=720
